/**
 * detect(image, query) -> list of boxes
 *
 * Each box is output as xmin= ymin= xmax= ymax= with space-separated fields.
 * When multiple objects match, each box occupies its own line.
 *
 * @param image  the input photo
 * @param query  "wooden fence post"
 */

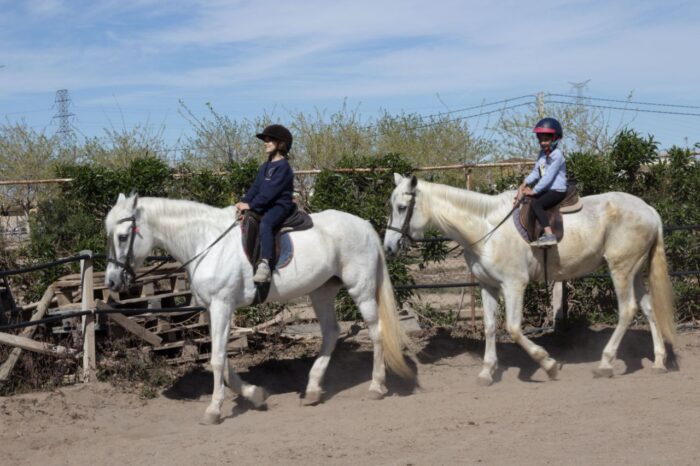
xmin=80 ymin=250 xmax=96 ymax=382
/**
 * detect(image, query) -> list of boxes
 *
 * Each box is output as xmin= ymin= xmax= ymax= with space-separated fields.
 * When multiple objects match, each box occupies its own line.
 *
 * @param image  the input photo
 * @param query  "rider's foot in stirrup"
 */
xmin=531 ymin=232 xmax=557 ymax=248
xmin=253 ymin=259 xmax=271 ymax=283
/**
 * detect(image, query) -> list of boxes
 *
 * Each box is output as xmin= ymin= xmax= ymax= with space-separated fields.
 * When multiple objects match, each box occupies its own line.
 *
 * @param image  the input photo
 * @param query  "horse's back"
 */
xmin=579 ymin=192 xmax=662 ymax=229
xmin=308 ymin=209 xmax=378 ymax=238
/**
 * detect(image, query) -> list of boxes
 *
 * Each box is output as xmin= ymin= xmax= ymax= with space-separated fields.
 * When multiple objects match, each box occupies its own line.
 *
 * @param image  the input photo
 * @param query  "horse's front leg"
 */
xmin=477 ymin=285 xmax=500 ymax=386
xmin=202 ymin=299 xmax=232 ymax=424
xmin=202 ymin=299 xmax=267 ymax=425
xmin=503 ymin=284 xmax=558 ymax=380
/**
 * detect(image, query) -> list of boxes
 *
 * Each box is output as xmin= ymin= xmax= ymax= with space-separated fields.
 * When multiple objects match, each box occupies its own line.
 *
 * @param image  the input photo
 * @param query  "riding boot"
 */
xmin=531 ymin=232 xmax=557 ymax=248
xmin=254 ymin=259 xmax=272 ymax=283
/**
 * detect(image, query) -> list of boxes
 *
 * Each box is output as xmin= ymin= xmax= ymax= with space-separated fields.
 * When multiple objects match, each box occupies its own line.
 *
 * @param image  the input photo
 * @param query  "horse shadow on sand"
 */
xmin=162 ymin=339 xmax=419 ymax=416
xmin=417 ymin=321 xmax=678 ymax=384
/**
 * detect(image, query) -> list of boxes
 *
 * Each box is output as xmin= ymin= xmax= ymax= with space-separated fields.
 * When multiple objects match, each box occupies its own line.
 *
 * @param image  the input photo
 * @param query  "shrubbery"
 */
xmin=8 ymin=129 xmax=700 ymax=325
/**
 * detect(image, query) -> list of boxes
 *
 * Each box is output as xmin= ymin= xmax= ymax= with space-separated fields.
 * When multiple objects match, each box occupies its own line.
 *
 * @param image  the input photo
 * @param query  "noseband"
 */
xmin=386 ymin=191 xmax=417 ymax=246
xmin=107 ymin=215 xmax=139 ymax=286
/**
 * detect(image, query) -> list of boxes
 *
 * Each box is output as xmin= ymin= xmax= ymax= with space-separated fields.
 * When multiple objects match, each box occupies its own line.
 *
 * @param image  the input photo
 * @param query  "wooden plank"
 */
xmin=55 ymin=291 xmax=73 ymax=306
xmin=0 ymin=332 xmax=76 ymax=356
xmin=140 ymin=282 xmax=155 ymax=298
xmin=101 ymin=305 xmax=163 ymax=346
xmin=0 ymin=286 xmax=55 ymax=381
xmin=153 ymin=330 xmax=250 ymax=351
xmin=81 ymin=251 xmax=96 ymax=383
xmin=115 ymin=290 xmax=191 ymax=305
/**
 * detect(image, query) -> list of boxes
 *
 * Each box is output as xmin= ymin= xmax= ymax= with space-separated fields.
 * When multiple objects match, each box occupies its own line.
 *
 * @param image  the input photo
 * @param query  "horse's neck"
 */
xmin=141 ymin=198 xmax=235 ymax=264
xmin=418 ymin=182 xmax=506 ymax=247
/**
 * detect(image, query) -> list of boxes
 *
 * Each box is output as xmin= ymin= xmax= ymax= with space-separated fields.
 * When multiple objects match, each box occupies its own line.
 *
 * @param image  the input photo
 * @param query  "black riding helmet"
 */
xmin=256 ymin=124 xmax=293 ymax=151
xmin=533 ymin=117 xmax=563 ymax=140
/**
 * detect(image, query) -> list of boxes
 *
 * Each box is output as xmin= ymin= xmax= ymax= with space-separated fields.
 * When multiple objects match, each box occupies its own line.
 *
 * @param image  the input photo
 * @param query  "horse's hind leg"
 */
xmin=634 ymin=274 xmax=668 ymax=373
xmin=503 ymin=284 xmax=558 ymax=380
xmin=303 ymin=281 xmax=343 ymax=406
xmin=594 ymin=264 xmax=642 ymax=378
xmin=477 ymin=286 xmax=500 ymax=386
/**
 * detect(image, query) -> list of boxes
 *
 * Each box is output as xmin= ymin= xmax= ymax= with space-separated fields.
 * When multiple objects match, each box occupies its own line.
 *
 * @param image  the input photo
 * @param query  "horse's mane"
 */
xmin=417 ymin=180 xmax=511 ymax=223
xmin=140 ymin=197 xmax=228 ymax=221
xmin=127 ymin=197 xmax=236 ymax=249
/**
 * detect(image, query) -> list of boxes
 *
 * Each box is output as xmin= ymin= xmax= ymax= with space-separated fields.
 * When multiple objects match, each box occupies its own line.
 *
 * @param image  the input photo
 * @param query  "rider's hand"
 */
xmin=235 ymin=202 xmax=250 ymax=212
xmin=522 ymin=186 xmax=535 ymax=197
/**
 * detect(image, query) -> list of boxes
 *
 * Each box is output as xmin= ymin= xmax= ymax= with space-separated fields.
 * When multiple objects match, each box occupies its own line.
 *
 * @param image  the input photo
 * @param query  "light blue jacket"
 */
xmin=524 ymin=148 xmax=568 ymax=194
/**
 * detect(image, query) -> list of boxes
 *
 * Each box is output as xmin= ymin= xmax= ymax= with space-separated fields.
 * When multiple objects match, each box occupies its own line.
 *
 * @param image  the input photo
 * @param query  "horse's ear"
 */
xmin=410 ymin=175 xmax=418 ymax=190
xmin=117 ymin=193 xmax=126 ymax=204
xmin=393 ymin=173 xmax=404 ymax=186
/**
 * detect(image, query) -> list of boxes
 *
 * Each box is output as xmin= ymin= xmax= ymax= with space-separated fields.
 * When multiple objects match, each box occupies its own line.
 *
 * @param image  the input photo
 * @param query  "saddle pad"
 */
xmin=276 ymin=233 xmax=294 ymax=269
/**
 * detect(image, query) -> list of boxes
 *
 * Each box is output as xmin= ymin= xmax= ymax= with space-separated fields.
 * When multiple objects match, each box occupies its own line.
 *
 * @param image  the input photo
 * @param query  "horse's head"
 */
xmin=105 ymin=193 xmax=154 ymax=291
xmin=384 ymin=173 xmax=428 ymax=255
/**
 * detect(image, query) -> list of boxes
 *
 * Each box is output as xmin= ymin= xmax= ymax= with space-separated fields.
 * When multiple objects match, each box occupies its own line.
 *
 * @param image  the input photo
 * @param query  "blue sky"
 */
xmin=1 ymin=0 xmax=699 ymax=151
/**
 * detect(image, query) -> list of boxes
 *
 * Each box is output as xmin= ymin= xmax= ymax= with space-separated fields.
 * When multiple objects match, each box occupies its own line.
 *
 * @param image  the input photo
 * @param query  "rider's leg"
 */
xmin=531 ymin=190 xmax=567 ymax=230
xmin=255 ymin=205 xmax=288 ymax=282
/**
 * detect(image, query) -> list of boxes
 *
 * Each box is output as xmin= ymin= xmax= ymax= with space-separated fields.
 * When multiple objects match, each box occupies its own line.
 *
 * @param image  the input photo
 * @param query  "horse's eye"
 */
xmin=398 ymin=205 xmax=407 ymax=213
xmin=117 ymin=234 xmax=129 ymax=243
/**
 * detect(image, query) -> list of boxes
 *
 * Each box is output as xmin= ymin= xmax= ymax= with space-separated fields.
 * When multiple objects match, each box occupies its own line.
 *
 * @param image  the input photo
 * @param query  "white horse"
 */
xmin=105 ymin=194 xmax=412 ymax=424
xmin=385 ymin=174 xmax=676 ymax=385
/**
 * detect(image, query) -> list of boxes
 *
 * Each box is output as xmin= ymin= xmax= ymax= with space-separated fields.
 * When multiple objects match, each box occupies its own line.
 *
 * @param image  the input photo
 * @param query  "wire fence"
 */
xmin=1 ymin=223 xmax=697 ymax=332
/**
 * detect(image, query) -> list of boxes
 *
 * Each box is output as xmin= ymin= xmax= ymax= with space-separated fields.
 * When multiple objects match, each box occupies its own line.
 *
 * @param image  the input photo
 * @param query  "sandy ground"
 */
xmin=2 ymin=325 xmax=699 ymax=466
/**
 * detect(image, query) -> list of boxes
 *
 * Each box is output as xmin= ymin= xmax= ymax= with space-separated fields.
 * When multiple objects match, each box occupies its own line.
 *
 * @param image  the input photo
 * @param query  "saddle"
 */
xmin=240 ymin=206 xmax=313 ymax=305
xmin=516 ymin=184 xmax=583 ymax=243
xmin=240 ymin=206 xmax=314 ymax=269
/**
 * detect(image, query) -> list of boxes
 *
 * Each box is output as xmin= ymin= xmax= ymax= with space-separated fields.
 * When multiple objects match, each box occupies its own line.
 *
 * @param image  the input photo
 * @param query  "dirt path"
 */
xmin=2 ymin=326 xmax=699 ymax=465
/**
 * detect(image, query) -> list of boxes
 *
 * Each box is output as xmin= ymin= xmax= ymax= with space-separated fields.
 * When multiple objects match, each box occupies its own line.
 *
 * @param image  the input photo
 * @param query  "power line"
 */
xmin=410 ymin=101 xmax=536 ymax=130
xmin=409 ymin=94 xmax=536 ymax=119
xmin=361 ymin=94 xmax=536 ymax=130
xmin=545 ymin=99 xmax=700 ymax=117
xmin=547 ymin=93 xmax=700 ymax=110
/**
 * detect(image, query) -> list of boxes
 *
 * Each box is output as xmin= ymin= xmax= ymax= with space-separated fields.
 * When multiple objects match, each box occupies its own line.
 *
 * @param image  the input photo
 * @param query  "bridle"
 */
xmin=107 ymin=215 xmax=140 ymax=287
xmin=386 ymin=191 xmax=417 ymax=248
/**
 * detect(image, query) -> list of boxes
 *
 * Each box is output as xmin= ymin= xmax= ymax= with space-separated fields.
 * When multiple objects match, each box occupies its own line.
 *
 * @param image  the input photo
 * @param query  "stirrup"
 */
xmin=530 ymin=233 xmax=557 ymax=248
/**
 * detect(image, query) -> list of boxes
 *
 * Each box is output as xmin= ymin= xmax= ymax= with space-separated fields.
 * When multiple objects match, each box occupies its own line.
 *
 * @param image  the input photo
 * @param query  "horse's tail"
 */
xmin=648 ymin=225 xmax=676 ymax=346
xmin=376 ymin=247 xmax=415 ymax=379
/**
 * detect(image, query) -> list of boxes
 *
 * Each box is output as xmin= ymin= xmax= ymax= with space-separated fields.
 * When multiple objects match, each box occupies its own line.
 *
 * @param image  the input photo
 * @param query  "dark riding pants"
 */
xmin=259 ymin=204 xmax=292 ymax=265
xmin=531 ymin=190 xmax=567 ymax=228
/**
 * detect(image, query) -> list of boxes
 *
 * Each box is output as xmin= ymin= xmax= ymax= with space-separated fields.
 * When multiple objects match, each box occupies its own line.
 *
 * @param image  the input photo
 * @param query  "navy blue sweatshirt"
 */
xmin=241 ymin=158 xmax=295 ymax=213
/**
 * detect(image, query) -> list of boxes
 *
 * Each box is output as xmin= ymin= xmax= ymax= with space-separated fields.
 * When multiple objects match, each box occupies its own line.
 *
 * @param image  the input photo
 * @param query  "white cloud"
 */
xmin=1 ymin=0 xmax=699 ymax=107
xmin=26 ymin=0 xmax=64 ymax=16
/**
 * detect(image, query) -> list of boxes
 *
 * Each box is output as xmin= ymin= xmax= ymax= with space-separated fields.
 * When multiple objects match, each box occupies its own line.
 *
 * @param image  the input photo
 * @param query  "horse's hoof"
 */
xmin=249 ymin=386 xmax=269 ymax=409
xmin=200 ymin=411 xmax=222 ymax=425
xmin=302 ymin=390 xmax=323 ymax=406
xmin=543 ymin=359 xmax=558 ymax=380
xmin=367 ymin=389 xmax=384 ymax=400
xmin=476 ymin=374 xmax=493 ymax=387
xmin=652 ymin=366 xmax=668 ymax=375
xmin=593 ymin=367 xmax=613 ymax=378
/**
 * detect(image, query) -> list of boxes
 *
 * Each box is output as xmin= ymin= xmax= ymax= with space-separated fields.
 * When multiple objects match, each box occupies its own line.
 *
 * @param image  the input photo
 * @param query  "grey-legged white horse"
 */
xmin=105 ymin=194 xmax=413 ymax=424
xmin=385 ymin=174 xmax=675 ymax=385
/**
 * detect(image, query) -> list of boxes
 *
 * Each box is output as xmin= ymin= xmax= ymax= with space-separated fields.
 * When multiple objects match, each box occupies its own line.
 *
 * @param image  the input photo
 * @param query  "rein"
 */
xmin=467 ymin=197 xmax=523 ymax=247
xmin=388 ymin=189 xmax=522 ymax=250
xmin=108 ymin=212 xmax=240 ymax=290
